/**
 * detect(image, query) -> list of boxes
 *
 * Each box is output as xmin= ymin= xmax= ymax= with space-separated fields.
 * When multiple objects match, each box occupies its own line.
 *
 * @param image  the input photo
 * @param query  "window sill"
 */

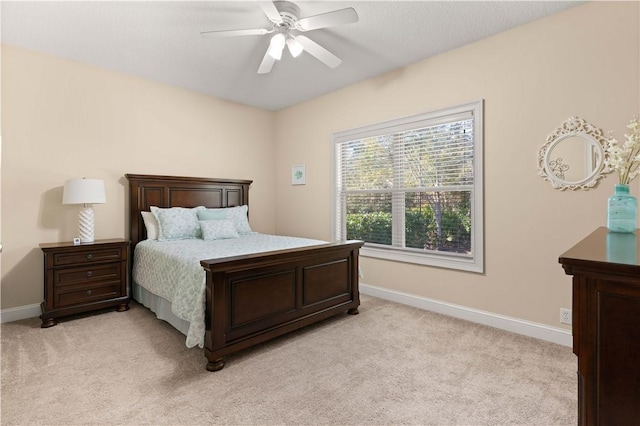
xmin=360 ymin=245 xmax=484 ymax=273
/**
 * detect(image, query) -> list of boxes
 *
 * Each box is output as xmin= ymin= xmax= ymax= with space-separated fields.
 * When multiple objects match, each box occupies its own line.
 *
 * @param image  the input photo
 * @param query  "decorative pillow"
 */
xmin=141 ymin=211 xmax=159 ymax=240
xmin=197 ymin=205 xmax=252 ymax=234
xmin=150 ymin=206 xmax=204 ymax=241
xmin=199 ymin=219 xmax=240 ymax=241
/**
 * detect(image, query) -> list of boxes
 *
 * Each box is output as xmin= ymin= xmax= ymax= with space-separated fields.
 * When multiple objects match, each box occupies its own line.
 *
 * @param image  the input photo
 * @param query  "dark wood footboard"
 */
xmin=200 ymin=240 xmax=363 ymax=371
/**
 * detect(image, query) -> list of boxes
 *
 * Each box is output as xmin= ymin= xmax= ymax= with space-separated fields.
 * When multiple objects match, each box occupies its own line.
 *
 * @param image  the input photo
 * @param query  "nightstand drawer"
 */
xmin=54 ymin=264 xmax=121 ymax=287
xmin=55 ymin=283 xmax=121 ymax=308
xmin=52 ymin=247 xmax=123 ymax=267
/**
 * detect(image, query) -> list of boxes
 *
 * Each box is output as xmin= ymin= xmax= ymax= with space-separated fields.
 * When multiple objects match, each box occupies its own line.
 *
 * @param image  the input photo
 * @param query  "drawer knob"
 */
xmin=86 ymin=254 xmax=93 ymax=260
xmin=86 ymin=290 xmax=92 ymax=296
xmin=87 ymin=271 xmax=93 ymax=277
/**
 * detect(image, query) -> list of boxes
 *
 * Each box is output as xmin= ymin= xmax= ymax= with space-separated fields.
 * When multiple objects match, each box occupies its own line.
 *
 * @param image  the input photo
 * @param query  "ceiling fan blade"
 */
xmin=297 ymin=8 xmax=359 ymax=31
xmin=257 ymin=49 xmax=276 ymax=74
xmin=258 ymin=1 xmax=283 ymax=24
xmin=295 ymin=35 xmax=342 ymax=68
xmin=200 ymin=28 xmax=272 ymax=38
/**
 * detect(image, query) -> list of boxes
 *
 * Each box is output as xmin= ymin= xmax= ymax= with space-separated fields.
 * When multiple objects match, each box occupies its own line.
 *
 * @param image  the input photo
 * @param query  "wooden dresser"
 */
xmin=40 ymin=238 xmax=130 ymax=328
xmin=559 ymin=228 xmax=640 ymax=426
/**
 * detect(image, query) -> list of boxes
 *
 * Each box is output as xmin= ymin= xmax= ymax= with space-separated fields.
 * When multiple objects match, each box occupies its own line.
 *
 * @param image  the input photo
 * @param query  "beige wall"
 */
xmin=274 ymin=2 xmax=640 ymax=329
xmin=1 ymin=45 xmax=276 ymax=309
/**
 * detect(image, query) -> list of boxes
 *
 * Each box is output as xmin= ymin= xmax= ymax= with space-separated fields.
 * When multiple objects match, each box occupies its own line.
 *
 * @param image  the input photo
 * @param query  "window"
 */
xmin=332 ymin=100 xmax=483 ymax=273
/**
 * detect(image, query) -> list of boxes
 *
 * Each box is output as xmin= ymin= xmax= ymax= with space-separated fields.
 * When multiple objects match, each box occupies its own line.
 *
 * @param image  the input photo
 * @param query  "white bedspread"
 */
xmin=133 ymin=233 xmax=326 ymax=348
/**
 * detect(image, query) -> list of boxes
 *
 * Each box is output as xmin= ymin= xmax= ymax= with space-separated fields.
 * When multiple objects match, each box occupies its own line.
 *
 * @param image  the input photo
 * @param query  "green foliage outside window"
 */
xmin=346 ymin=201 xmax=471 ymax=253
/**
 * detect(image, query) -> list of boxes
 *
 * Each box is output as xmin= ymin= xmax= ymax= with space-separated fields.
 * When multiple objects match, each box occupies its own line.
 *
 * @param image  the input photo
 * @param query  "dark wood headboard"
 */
xmin=125 ymin=174 xmax=252 ymax=250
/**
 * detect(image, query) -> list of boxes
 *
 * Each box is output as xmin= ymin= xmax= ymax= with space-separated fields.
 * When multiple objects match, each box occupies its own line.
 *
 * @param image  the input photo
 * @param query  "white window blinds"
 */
xmin=332 ymin=101 xmax=483 ymax=273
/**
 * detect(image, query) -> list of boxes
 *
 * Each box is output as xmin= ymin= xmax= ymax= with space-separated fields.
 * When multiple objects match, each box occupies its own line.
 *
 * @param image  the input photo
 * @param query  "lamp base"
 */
xmin=78 ymin=206 xmax=95 ymax=243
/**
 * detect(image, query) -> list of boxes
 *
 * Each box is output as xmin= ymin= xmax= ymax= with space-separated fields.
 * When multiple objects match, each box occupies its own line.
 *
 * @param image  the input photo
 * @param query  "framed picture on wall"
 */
xmin=291 ymin=164 xmax=306 ymax=185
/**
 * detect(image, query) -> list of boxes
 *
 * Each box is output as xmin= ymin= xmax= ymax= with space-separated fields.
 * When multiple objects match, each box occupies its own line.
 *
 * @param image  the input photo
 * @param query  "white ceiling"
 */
xmin=2 ymin=1 xmax=583 ymax=111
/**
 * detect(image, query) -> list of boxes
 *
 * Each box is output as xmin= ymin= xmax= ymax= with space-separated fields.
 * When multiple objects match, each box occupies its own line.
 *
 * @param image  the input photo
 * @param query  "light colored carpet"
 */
xmin=1 ymin=295 xmax=576 ymax=425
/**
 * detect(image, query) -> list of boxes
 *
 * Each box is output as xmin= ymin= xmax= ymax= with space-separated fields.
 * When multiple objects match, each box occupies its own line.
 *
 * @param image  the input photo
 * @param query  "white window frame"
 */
xmin=331 ymin=100 xmax=484 ymax=273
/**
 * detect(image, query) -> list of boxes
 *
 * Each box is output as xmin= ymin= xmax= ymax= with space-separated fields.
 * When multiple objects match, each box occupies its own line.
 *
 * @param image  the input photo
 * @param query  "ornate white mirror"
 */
xmin=538 ymin=116 xmax=611 ymax=190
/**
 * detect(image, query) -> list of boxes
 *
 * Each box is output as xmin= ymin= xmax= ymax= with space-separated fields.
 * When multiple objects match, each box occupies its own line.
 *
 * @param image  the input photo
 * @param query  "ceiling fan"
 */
xmin=201 ymin=1 xmax=359 ymax=74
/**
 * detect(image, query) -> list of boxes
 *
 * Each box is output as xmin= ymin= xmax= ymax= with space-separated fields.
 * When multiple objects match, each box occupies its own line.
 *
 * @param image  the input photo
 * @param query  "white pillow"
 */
xmin=199 ymin=219 xmax=240 ymax=240
xmin=150 ymin=206 xmax=205 ymax=241
xmin=141 ymin=211 xmax=159 ymax=240
xmin=197 ymin=205 xmax=252 ymax=234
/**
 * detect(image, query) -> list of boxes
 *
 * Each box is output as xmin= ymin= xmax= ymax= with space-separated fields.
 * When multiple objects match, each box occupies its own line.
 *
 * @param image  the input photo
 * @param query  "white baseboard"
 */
xmin=3 ymin=286 xmax=573 ymax=347
xmin=0 ymin=304 xmax=41 ymax=324
xmin=360 ymin=283 xmax=572 ymax=347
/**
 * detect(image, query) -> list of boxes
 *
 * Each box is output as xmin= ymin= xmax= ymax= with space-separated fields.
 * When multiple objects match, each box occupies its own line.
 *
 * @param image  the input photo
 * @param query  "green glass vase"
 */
xmin=607 ymin=184 xmax=637 ymax=233
xmin=606 ymin=231 xmax=637 ymax=264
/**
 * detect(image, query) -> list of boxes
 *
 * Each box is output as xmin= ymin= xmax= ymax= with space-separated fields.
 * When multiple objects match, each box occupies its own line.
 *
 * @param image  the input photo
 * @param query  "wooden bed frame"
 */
xmin=126 ymin=174 xmax=363 ymax=371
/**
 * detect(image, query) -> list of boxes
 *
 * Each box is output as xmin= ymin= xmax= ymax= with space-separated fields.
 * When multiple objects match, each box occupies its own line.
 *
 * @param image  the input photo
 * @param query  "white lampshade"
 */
xmin=62 ymin=178 xmax=106 ymax=205
xmin=286 ymin=36 xmax=304 ymax=58
xmin=267 ymin=33 xmax=286 ymax=60
xmin=62 ymin=178 xmax=106 ymax=243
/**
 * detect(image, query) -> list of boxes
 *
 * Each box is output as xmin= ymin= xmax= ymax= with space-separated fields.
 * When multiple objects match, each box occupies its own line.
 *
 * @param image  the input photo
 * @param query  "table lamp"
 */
xmin=62 ymin=178 xmax=106 ymax=243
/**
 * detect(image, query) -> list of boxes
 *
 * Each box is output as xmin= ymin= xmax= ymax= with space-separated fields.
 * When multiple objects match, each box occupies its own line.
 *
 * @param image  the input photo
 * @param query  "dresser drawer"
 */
xmin=54 ymin=264 xmax=122 ymax=287
xmin=52 ymin=246 xmax=124 ymax=267
xmin=54 ymin=283 xmax=121 ymax=308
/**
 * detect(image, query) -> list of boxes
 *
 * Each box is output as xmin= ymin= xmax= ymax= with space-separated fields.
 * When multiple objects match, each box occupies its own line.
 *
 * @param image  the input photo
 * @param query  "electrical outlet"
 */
xmin=560 ymin=308 xmax=572 ymax=325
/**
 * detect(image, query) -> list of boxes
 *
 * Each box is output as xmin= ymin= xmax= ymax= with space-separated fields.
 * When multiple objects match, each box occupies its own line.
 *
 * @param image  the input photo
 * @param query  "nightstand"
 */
xmin=39 ymin=238 xmax=130 ymax=328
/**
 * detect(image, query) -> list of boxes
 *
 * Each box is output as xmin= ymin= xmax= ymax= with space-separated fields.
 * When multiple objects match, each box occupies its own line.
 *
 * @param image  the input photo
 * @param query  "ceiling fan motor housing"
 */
xmin=273 ymin=1 xmax=301 ymax=30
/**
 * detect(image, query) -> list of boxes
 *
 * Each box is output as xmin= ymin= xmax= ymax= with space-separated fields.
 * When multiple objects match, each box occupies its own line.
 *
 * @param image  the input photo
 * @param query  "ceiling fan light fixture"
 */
xmin=286 ymin=36 xmax=304 ymax=58
xmin=267 ymin=33 xmax=286 ymax=60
